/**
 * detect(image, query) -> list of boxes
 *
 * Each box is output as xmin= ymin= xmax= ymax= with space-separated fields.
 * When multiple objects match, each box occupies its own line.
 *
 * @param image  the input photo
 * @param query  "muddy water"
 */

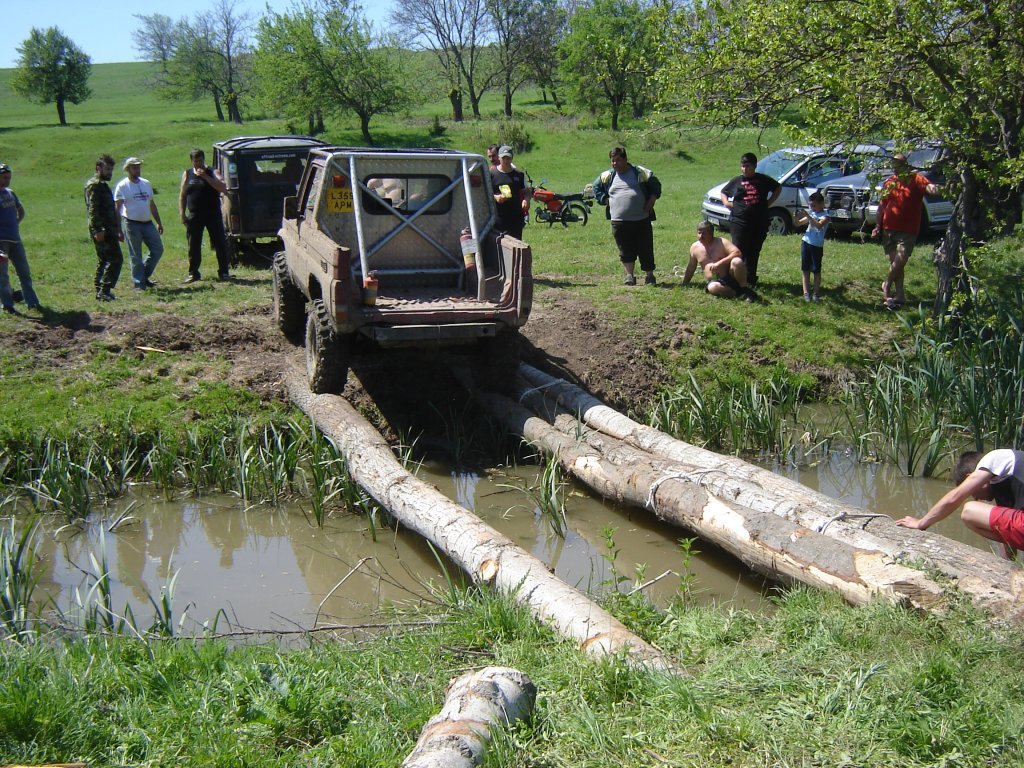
xmin=25 ymin=455 xmax=989 ymax=635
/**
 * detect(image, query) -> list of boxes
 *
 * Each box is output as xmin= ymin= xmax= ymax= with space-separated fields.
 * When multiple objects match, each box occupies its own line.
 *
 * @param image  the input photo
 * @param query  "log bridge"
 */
xmin=286 ymin=361 xmax=1024 ymax=648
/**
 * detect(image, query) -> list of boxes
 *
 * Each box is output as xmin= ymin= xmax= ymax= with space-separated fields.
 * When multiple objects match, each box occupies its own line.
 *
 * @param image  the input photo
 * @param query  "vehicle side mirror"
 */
xmin=283 ymin=195 xmax=298 ymax=220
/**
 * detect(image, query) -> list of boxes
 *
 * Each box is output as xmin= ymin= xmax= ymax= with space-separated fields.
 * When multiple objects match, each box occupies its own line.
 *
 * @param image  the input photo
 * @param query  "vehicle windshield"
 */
xmin=756 ymin=150 xmax=813 ymax=181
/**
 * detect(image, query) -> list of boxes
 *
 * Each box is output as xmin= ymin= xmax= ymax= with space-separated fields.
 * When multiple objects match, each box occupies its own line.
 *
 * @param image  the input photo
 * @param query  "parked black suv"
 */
xmin=212 ymin=135 xmax=328 ymax=262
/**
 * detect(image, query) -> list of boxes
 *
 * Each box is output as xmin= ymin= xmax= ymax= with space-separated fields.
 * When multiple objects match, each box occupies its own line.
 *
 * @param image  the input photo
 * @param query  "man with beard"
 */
xmin=85 ymin=154 xmax=124 ymax=301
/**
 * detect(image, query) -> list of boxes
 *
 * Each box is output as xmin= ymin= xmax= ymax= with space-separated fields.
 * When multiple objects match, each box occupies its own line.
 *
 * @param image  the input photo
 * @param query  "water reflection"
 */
xmin=21 ymin=452 xmax=995 ymax=635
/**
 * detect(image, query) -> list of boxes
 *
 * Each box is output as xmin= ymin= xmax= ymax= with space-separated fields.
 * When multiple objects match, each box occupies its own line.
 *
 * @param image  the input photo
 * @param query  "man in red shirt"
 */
xmin=871 ymin=153 xmax=940 ymax=310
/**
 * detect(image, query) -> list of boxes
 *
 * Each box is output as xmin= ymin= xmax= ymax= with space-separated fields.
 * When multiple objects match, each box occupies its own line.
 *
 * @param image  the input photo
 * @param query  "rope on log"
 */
xmin=402 ymin=667 xmax=535 ymax=768
xmin=506 ymin=365 xmax=1024 ymax=625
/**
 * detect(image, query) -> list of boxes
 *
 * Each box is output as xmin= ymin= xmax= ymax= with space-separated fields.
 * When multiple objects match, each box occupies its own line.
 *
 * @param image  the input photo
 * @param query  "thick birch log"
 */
xmin=285 ymin=365 xmax=676 ymax=672
xmin=402 ymin=667 xmax=535 ymax=768
xmin=475 ymin=391 xmax=947 ymax=612
xmin=516 ymin=364 xmax=1024 ymax=625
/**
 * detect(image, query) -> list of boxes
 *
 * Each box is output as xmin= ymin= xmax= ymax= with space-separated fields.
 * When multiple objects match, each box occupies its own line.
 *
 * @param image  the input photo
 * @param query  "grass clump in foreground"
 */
xmin=1 ymin=587 xmax=1022 ymax=767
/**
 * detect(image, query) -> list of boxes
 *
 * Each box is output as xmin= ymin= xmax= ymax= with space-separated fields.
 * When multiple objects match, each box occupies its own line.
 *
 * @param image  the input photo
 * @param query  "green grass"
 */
xmin=3 ymin=62 xmax=1024 ymax=767
xmin=0 ymin=588 xmax=1021 ymax=767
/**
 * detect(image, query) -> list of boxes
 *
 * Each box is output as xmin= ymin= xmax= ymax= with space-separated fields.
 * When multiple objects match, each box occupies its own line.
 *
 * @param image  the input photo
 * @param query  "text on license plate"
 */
xmin=830 ymin=208 xmax=850 ymax=219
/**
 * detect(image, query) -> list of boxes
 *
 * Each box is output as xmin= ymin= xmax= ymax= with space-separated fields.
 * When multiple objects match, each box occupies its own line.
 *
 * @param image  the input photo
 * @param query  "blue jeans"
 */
xmin=0 ymin=239 xmax=39 ymax=309
xmin=124 ymin=220 xmax=164 ymax=286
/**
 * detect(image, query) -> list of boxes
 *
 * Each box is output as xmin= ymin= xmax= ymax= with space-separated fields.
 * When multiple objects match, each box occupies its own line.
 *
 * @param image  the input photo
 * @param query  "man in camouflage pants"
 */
xmin=85 ymin=154 xmax=124 ymax=301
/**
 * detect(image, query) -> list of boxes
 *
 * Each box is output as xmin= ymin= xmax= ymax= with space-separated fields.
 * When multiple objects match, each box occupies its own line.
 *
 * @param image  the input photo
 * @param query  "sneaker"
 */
xmin=144 ymin=279 xmax=157 ymax=288
xmin=812 ymin=294 xmax=822 ymax=302
xmin=644 ymin=273 xmax=657 ymax=286
xmin=884 ymin=298 xmax=902 ymax=311
xmin=624 ymin=275 xmax=637 ymax=286
xmin=743 ymin=287 xmax=760 ymax=303
xmin=133 ymin=282 xmax=146 ymax=291
xmin=217 ymin=272 xmax=230 ymax=281
xmin=183 ymin=273 xmax=201 ymax=284
xmin=803 ymin=293 xmax=811 ymax=302
xmin=2 ymin=306 xmax=15 ymax=314
xmin=96 ymin=290 xmax=116 ymax=302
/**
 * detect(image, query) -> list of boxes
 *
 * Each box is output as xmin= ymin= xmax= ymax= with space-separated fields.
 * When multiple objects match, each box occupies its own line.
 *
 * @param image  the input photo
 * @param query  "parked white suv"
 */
xmin=819 ymin=144 xmax=952 ymax=235
xmin=701 ymin=145 xmax=883 ymax=235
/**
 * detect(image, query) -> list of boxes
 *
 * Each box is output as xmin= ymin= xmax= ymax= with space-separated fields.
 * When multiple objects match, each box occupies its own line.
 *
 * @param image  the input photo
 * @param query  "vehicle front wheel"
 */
xmin=305 ymin=299 xmax=350 ymax=394
xmin=272 ymin=252 xmax=307 ymax=344
xmin=767 ymin=209 xmax=792 ymax=236
xmin=565 ymin=201 xmax=589 ymax=226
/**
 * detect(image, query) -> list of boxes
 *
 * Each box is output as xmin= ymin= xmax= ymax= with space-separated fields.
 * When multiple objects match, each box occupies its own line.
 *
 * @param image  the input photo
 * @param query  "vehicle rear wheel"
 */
xmin=273 ymin=252 xmax=306 ymax=344
xmin=305 ymin=299 xmax=350 ymax=394
xmin=767 ymin=209 xmax=792 ymax=236
xmin=565 ymin=201 xmax=589 ymax=226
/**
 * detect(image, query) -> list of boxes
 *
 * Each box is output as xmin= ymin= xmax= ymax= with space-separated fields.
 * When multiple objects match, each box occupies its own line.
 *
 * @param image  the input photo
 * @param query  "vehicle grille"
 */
xmin=822 ymin=186 xmax=870 ymax=213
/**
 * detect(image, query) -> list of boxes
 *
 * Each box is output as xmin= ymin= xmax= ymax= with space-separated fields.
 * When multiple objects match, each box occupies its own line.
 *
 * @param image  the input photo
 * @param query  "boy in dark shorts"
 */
xmin=896 ymin=449 xmax=1024 ymax=559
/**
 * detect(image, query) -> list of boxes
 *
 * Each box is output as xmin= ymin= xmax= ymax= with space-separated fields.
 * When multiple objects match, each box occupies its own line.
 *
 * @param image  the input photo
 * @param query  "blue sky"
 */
xmin=4 ymin=0 xmax=392 ymax=69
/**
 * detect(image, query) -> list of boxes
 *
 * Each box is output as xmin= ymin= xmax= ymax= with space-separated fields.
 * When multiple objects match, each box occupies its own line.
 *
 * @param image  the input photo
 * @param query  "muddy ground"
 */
xmin=9 ymin=281 xmax=670 ymax=449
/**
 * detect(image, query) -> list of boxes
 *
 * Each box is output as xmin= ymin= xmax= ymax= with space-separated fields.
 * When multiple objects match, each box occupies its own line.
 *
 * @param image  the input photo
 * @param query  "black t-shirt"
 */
xmin=491 ymin=167 xmax=526 ymax=235
xmin=722 ymin=172 xmax=780 ymax=223
xmin=183 ymin=166 xmax=220 ymax=216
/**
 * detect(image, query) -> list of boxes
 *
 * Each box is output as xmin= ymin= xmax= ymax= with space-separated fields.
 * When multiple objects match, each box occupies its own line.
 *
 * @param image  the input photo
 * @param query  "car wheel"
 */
xmin=767 ymin=209 xmax=792 ymax=236
xmin=305 ymin=298 xmax=350 ymax=394
xmin=272 ymin=252 xmax=306 ymax=344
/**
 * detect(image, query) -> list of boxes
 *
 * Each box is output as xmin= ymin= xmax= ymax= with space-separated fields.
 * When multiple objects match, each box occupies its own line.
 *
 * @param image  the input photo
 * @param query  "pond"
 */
xmin=21 ymin=451 xmax=987 ymax=637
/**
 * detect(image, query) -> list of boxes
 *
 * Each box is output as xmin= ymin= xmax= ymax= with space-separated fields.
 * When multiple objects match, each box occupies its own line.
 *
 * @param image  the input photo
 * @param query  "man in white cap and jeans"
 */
xmin=114 ymin=157 xmax=164 ymax=290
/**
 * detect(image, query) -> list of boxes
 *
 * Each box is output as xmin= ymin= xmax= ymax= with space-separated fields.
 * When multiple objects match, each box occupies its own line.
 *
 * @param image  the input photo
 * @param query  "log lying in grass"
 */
xmin=285 ymin=366 xmax=677 ymax=672
xmin=508 ymin=365 xmax=1024 ymax=625
xmin=403 ymin=667 xmax=535 ymax=768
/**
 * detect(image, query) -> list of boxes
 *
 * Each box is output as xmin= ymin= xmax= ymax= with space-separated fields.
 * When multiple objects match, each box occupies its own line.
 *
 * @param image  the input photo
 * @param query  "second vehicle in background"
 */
xmin=701 ymin=145 xmax=883 ymax=235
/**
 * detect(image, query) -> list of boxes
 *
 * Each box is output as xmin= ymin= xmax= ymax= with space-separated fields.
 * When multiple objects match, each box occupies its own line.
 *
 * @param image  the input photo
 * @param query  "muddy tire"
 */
xmin=305 ymin=299 xmax=350 ymax=393
xmin=273 ymin=251 xmax=306 ymax=344
xmin=479 ymin=328 xmax=521 ymax=393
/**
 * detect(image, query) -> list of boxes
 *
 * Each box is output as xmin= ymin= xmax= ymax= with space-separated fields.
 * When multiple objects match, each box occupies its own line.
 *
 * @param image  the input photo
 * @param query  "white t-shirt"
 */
xmin=114 ymin=176 xmax=156 ymax=222
xmin=978 ymin=449 xmax=1024 ymax=508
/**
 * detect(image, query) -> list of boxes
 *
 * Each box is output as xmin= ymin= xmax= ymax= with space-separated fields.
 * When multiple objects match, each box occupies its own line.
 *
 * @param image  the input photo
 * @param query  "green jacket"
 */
xmin=591 ymin=163 xmax=662 ymax=221
xmin=85 ymin=175 xmax=119 ymax=236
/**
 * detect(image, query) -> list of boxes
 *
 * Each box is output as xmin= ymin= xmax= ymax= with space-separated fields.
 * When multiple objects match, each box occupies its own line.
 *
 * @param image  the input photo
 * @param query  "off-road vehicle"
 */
xmin=212 ymin=135 xmax=328 ymax=262
xmin=274 ymin=147 xmax=533 ymax=393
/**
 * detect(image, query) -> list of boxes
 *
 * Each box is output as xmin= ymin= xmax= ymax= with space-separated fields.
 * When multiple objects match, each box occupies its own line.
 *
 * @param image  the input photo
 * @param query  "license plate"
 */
xmin=707 ymin=217 xmax=721 ymax=227
xmin=830 ymin=208 xmax=850 ymax=219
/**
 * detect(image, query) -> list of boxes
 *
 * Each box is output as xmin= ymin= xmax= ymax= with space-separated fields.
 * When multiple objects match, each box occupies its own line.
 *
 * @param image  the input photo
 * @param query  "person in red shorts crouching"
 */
xmin=896 ymin=449 xmax=1024 ymax=559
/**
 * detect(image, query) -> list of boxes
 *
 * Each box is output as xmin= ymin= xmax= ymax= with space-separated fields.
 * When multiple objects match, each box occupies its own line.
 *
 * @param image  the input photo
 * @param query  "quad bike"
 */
xmin=528 ymin=179 xmax=592 ymax=227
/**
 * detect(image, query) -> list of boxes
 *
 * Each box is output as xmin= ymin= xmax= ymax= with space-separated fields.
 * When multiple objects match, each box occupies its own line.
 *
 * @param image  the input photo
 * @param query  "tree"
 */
xmin=132 ymin=13 xmax=182 ymax=73
xmin=254 ymin=0 xmax=415 ymax=144
xmin=157 ymin=0 xmax=254 ymax=123
xmin=390 ymin=0 xmax=492 ymax=120
xmin=487 ymin=0 xmax=544 ymax=117
xmin=523 ymin=0 xmax=568 ymax=109
xmin=11 ymin=27 xmax=92 ymax=126
xmin=658 ymin=0 xmax=1024 ymax=315
xmin=558 ymin=0 xmax=659 ymax=131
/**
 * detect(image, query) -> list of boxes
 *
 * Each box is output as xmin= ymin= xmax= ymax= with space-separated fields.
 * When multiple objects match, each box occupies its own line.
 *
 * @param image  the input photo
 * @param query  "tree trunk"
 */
xmin=449 ymin=88 xmax=464 ymax=123
xmin=284 ymin=366 xmax=678 ymax=673
xmin=56 ymin=98 xmax=67 ymax=126
xmin=359 ymin=113 xmax=373 ymax=145
xmin=510 ymin=364 xmax=1024 ymax=626
xmin=212 ymin=93 xmax=225 ymax=122
xmin=227 ymin=94 xmax=242 ymax=124
xmin=503 ymin=84 xmax=513 ymax=117
xmin=402 ymin=667 xmax=535 ymax=768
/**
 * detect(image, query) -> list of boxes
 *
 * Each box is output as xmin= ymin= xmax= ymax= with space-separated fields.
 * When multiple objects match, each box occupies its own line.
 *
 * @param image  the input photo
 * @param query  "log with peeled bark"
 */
xmin=474 ymin=390 xmax=947 ymax=612
xmin=402 ymin=667 xmax=535 ymax=768
xmin=284 ymin=365 xmax=677 ymax=672
xmin=504 ymin=365 xmax=1024 ymax=625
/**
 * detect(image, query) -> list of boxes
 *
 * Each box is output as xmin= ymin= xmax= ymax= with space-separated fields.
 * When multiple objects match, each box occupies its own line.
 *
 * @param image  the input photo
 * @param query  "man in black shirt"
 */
xmin=490 ymin=146 xmax=527 ymax=240
xmin=720 ymin=152 xmax=781 ymax=286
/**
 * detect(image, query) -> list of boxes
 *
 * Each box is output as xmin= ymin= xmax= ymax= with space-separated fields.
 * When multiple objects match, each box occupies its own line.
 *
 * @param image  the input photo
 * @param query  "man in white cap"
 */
xmin=114 ymin=157 xmax=164 ymax=290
